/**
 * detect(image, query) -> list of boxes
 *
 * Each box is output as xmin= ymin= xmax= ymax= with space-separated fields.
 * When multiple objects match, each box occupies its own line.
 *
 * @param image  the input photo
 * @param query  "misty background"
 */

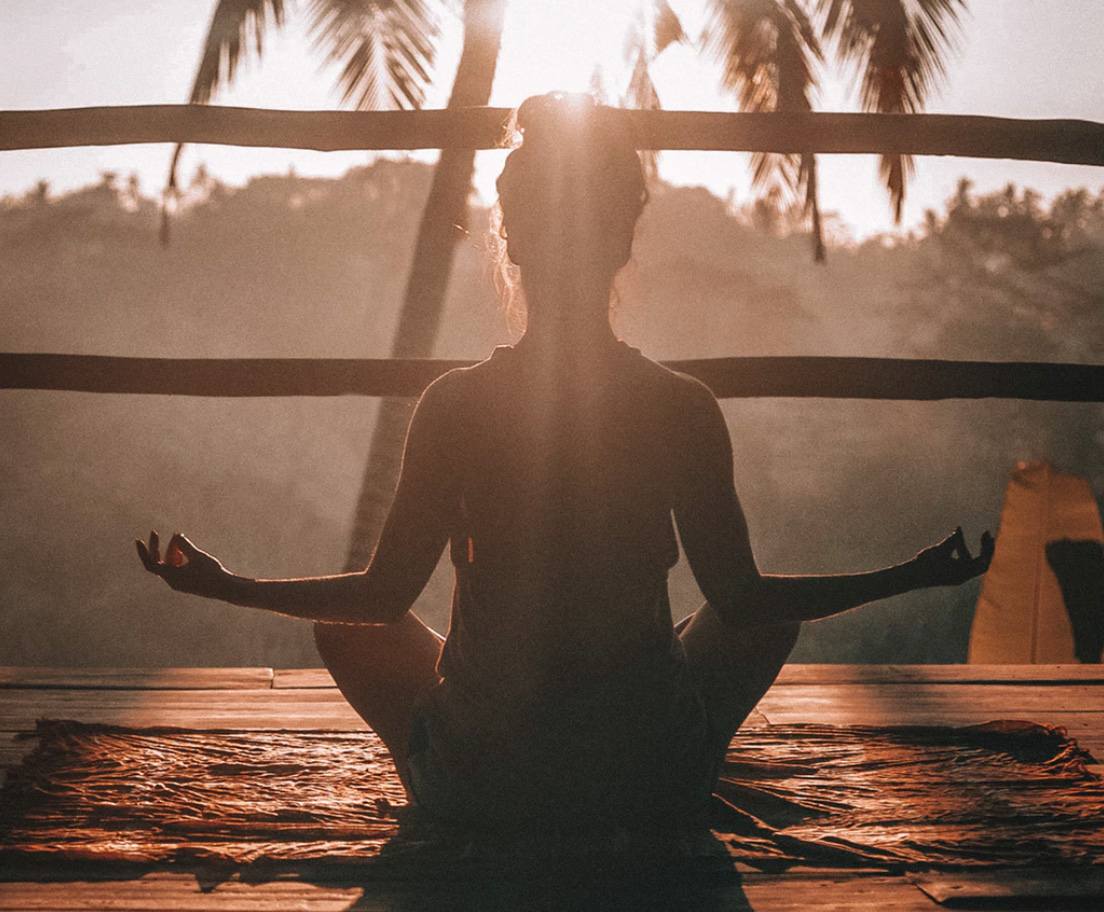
xmin=3 ymin=162 xmax=1103 ymax=667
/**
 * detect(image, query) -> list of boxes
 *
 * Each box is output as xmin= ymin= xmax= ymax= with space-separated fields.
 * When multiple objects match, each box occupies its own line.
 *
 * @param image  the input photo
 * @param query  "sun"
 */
xmin=492 ymin=0 xmax=647 ymax=106
xmin=472 ymin=0 xmax=655 ymax=205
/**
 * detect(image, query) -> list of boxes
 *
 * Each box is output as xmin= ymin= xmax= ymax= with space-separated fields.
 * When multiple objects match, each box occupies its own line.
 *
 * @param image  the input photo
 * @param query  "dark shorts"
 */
xmin=407 ymin=661 xmax=716 ymax=830
xmin=406 ymin=603 xmax=797 ymax=829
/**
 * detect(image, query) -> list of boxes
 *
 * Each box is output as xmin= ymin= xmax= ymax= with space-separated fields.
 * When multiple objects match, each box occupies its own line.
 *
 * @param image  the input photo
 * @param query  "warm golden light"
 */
xmin=494 ymin=0 xmax=642 ymax=103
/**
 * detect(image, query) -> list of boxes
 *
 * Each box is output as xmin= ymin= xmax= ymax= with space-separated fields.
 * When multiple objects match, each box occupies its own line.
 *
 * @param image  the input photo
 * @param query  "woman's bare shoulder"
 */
xmin=419 ymin=346 xmax=510 ymax=402
xmin=629 ymin=349 xmax=721 ymax=416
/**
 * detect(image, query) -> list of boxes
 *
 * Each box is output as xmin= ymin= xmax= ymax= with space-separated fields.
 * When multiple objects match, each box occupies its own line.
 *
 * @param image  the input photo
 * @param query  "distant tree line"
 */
xmin=2 ymin=161 xmax=1102 ymax=666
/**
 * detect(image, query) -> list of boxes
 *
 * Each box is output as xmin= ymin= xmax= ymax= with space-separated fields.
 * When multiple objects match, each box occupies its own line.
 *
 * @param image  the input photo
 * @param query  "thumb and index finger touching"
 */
xmin=948 ymin=525 xmax=996 ymax=578
xmin=135 ymin=530 xmax=198 ymax=575
xmin=924 ymin=526 xmax=995 ymax=584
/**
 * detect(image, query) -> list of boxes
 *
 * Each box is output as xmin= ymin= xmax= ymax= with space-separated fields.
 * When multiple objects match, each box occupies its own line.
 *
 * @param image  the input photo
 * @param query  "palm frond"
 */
xmin=625 ymin=54 xmax=661 ymax=112
xmin=589 ymin=65 xmax=611 ymax=104
xmin=189 ymin=0 xmax=289 ymax=105
xmin=307 ymin=0 xmax=441 ymax=111
xmin=164 ymin=0 xmax=288 ymax=243
xmin=655 ymin=0 xmax=688 ymax=55
xmin=623 ymin=0 xmax=687 ymax=72
xmin=818 ymin=0 xmax=964 ymax=220
xmin=706 ymin=0 xmax=825 ymax=259
xmin=706 ymin=0 xmax=821 ymax=116
xmin=622 ymin=0 xmax=687 ymax=180
xmin=624 ymin=63 xmax=661 ymax=181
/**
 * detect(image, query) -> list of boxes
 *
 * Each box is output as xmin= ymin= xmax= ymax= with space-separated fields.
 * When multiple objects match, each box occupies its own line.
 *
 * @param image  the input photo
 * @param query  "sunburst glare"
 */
xmin=493 ymin=0 xmax=645 ymax=105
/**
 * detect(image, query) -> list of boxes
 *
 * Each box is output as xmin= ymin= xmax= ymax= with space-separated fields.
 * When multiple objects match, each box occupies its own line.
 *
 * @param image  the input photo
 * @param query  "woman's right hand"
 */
xmin=136 ymin=530 xmax=229 ymax=600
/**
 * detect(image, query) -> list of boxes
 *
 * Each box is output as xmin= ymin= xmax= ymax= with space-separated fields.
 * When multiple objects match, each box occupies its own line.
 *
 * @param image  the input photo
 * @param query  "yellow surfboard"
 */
xmin=969 ymin=461 xmax=1104 ymax=664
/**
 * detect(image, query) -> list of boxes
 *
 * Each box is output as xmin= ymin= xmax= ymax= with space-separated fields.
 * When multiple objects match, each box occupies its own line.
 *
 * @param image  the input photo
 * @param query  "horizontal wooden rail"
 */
xmin=2 ymin=353 xmax=1102 ymax=401
xmin=2 ymin=106 xmax=1103 ymax=165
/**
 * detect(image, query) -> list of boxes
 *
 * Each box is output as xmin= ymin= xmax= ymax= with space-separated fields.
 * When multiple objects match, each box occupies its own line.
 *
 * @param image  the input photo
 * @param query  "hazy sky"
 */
xmin=3 ymin=1 xmax=1104 ymax=237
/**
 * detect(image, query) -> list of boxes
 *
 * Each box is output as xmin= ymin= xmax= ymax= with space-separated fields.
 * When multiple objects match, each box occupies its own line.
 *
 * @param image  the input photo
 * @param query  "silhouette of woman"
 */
xmin=138 ymin=94 xmax=993 ymax=831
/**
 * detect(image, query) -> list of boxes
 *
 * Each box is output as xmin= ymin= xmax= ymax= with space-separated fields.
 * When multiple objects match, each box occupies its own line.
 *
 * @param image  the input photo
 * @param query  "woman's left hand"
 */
xmin=136 ymin=530 xmax=229 ymax=600
xmin=913 ymin=527 xmax=995 ymax=587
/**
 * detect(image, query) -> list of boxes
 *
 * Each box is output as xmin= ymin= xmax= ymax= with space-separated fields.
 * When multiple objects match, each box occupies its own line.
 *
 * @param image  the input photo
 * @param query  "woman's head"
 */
xmin=494 ymin=94 xmax=647 ymax=316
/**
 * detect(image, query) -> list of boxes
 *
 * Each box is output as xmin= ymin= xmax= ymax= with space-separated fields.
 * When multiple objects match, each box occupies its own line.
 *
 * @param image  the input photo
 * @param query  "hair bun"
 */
xmin=495 ymin=92 xmax=647 ymax=275
xmin=515 ymin=93 xmax=598 ymax=150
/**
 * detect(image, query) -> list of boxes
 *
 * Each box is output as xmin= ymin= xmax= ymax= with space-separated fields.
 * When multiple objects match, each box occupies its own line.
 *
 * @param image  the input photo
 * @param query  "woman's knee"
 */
xmin=680 ymin=603 xmax=799 ymax=659
xmin=314 ymin=616 xmax=443 ymax=687
xmin=313 ymin=620 xmax=396 ymax=671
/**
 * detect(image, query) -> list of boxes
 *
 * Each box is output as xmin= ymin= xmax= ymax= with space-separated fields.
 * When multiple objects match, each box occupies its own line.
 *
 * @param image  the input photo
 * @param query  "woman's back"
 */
xmin=408 ymin=340 xmax=715 ymax=825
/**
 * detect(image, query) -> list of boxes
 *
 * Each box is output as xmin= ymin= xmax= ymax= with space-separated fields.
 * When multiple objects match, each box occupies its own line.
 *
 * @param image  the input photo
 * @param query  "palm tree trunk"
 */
xmin=344 ymin=0 xmax=506 ymax=572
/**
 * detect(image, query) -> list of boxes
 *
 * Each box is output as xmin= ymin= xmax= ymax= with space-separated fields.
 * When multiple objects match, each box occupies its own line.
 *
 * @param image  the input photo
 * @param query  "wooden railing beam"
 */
xmin=2 ymin=353 xmax=1101 ymax=402
xmin=1 ymin=106 xmax=1103 ymax=166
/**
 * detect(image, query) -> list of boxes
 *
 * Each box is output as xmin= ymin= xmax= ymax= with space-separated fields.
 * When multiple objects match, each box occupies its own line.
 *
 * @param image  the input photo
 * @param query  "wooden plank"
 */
xmin=3 ymin=105 xmax=1104 ymax=166
xmin=0 ymin=668 xmax=273 ymax=691
xmin=758 ymin=683 xmax=1104 ymax=718
xmin=277 ymin=663 xmax=1104 ymax=688
xmin=0 ymin=877 xmax=372 ymax=911
xmin=758 ymin=705 xmax=1104 ymax=739
xmin=0 ymin=354 xmax=471 ymax=399
xmin=272 ymin=668 xmax=333 ymax=689
xmin=3 ymin=682 xmax=1104 ymax=735
xmin=21 ymin=665 xmax=1104 ymax=689
xmin=774 ymin=664 xmax=1104 ymax=686
xmin=0 ymin=873 xmax=946 ymax=912
xmin=0 ymin=730 xmax=37 ymax=789
xmin=0 ymin=730 xmax=35 ymax=762
xmin=4 ymin=353 xmax=1104 ymax=402
xmin=914 ymin=868 xmax=1104 ymax=905
xmin=18 ymin=868 xmax=1104 ymax=911
xmin=757 ymin=682 xmax=1104 ymax=744
xmin=270 ymin=663 xmax=1104 ymax=689
xmin=0 ymin=688 xmax=368 ymax=732
xmin=6 ymin=664 xmax=1100 ymax=691
xmin=740 ymin=874 xmax=953 ymax=910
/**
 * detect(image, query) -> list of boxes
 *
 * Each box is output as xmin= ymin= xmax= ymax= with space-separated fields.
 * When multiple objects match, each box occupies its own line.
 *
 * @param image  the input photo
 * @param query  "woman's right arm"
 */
xmin=136 ymin=375 xmax=457 ymax=625
xmin=136 ymin=528 xmax=438 ymax=625
xmin=672 ymin=381 xmax=992 ymax=627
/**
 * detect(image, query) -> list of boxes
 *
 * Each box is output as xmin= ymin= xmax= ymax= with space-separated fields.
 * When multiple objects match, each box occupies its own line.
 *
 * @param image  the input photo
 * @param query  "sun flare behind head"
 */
xmin=493 ymin=0 xmax=645 ymax=106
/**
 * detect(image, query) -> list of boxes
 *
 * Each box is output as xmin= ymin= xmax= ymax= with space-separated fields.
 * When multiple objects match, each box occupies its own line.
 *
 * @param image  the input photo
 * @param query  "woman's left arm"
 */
xmin=753 ymin=527 xmax=994 ymax=624
xmin=136 ymin=378 xmax=455 ymax=625
xmin=674 ymin=380 xmax=994 ymax=627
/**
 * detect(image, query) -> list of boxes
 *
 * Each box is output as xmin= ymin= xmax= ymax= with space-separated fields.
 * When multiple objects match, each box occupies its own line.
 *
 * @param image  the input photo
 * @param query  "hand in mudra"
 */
xmin=914 ymin=527 xmax=995 ymax=587
xmin=136 ymin=530 xmax=228 ymax=598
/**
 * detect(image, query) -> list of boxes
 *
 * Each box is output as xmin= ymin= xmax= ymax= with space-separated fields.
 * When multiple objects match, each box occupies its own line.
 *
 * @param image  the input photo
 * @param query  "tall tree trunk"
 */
xmin=344 ymin=0 xmax=506 ymax=572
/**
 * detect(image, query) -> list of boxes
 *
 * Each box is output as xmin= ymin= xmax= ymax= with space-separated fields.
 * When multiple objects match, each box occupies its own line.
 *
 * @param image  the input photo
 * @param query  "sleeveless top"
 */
xmin=406 ymin=341 xmax=714 ymax=828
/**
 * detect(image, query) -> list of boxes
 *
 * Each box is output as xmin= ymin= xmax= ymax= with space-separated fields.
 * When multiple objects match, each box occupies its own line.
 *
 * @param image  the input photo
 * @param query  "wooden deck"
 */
xmin=2 ymin=664 xmax=1103 ymax=910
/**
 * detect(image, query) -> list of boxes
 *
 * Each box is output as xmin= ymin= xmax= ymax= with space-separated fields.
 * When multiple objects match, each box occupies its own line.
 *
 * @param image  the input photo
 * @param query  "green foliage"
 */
xmin=2 ymin=165 xmax=1101 ymax=665
xmin=928 ymin=179 xmax=1104 ymax=271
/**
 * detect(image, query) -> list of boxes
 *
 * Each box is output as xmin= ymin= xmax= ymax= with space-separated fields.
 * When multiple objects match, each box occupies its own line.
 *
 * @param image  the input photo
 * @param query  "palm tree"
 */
xmin=166 ymin=0 xmax=505 ymax=572
xmin=817 ymin=0 xmax=965 ymax=221
xmin=342 ymin=0 xmax=504 ymax=570
xmin=164 ymin=0 xmax=440 ymax=233
xmin=704 ymin=0 xmax=827 ymax=260
xmin=173 ymin=0 xmax=963 ymax=575
xmin=621 ymin=0 xmax=963 ymax=258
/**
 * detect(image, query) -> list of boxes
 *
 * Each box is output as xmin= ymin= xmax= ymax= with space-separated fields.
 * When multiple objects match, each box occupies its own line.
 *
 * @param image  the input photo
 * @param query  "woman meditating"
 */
xmin=138 ymin=94 xmax=992 ymax=832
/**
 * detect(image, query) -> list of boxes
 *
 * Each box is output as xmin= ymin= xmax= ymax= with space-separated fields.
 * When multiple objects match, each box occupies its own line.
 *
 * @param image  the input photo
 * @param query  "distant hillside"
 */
xmin=2 ymin=166 xmax=1102 ymax=666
